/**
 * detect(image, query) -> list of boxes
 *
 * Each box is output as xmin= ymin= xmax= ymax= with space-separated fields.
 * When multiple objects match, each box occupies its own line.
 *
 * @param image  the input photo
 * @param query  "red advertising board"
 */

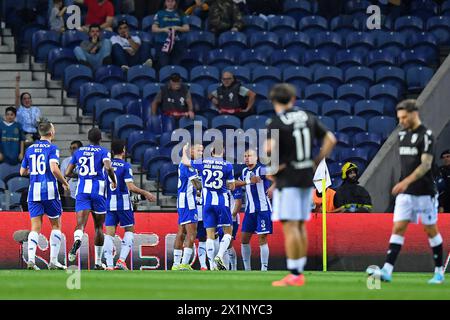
xmin=1 ymin=212 xmax=449 ymax=271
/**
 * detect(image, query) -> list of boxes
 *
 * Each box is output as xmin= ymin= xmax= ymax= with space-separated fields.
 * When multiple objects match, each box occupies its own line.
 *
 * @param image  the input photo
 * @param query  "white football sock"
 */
xmin=119 ymin=231 xmax=133 ymax=261
xmin=241 ymin=243 xmax=251 ymax=271
xmin=50 ymin=230 xmax=62 ymax=264
xmin=198 ymin=241 xmax=207 ymax=269
xmin=228 ymin=247 xmax=237 ymax=270
xmin=206 ymin=238 xmax=216 ymax=268
xmin=223 ymin=248 xmax=230 ymax=268
xmin=260 ymin=243 xmax=269 ymax=271
xmin=27 ymin=231 xmax=39 ymax=264
xmin=297 ymin=257 xmax=307 ymax=273
xmin=181 ymin=247 xmax=193 ymax=265
xmin=103 ymin=235 xmax=114 ymax=267
xmin=382 ymin=262 xmax=394 ymax=275
xmin=173 ymin=249 xmax=182 ymax=267
xmin=214 ymin=237 xmax=220 ymax=256
xmin=95 ymin=245 xmax=103 ymax=265
xmin=74 ymin=229 xmax=83 ymax=242
xmin=217 ymin=234 xmax=232 ymax=259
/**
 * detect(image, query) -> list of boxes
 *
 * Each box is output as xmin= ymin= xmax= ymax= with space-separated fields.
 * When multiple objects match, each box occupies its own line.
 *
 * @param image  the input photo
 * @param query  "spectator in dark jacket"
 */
xmin=207 ymin=0 xmax=244 ymax=35
xmin=437 ymin=149 xmax=450 ymax=213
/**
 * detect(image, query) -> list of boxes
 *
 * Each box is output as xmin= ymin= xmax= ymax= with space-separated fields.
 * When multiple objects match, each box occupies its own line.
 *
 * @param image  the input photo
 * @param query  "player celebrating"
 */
xmin=103 ymin=140 xmax=156 ymax=270
xmin=172 ymin=143 xmax=203 ymax=271
xmin=181 ymin=143 xmax=236 ymax=270
xmin=366 ymin=99 xmax=444 ymax=284
xmin=235 ymin=148 xmax=274 ymax=271
xmin=65 ymin=128 xmax=117 ymax=269
xmin=20 ymin=121 xmax=70 ymax=270
xmin=266 ymin=84 xmax=336 ymax=286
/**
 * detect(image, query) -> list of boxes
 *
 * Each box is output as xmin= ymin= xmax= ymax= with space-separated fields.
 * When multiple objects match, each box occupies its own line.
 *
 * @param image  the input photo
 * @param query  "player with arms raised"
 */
xmin=65 ymin=128 xmax=117 ymax=269
xmin=266 ymin=84 xmax=336 ymax=286
xmin=366 ymin=99 xmax=444 ymax=284
xmin=20 ymin=121 xmax=70 ymax=270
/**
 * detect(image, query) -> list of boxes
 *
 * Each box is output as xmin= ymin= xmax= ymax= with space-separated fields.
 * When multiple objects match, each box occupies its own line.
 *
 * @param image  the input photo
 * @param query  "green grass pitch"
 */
xmin=0 ymin=270 xmax=449 ymax=300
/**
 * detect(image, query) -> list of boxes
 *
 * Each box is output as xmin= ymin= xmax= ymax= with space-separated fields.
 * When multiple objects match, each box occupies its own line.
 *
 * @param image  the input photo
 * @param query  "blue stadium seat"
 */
xmin=9 ymin=192 xmax=22 ymax=210
xmin=270 ymin=49 xmax=301 ymax=69
xmin=281 ymin=32 xmax=311 ymax=52
xmin=128 ymin=130 xmax=158 ymax=163
xmin=335 ymin=49 xmax=364 ymax=70
xmin=95 ymin=65 xmax=126 ymax=91
xmin=218 ymin=31 xmax=248 ymax=52
xmin=367 ymin=116 xmax=397 ymax=139
xmin=328 ymin=162 xmax=343 ymax=177
xmin=7 ymin=177 xmax=29 ymax=193
xmin=244 ymin=83 xmax=269 ymax=104
xmin=442 ymin=0 xmax=450 ymax=16
xmin=186 ymin=15 xmax=203 ymax=31
xmin=267 ymin=15 xmax=297 ymax=36
xmin=345 ymin=0 xmax=371 ymax=14
xmin=211 ymin=115 xmax=241 ymax=130
xmin=32 ymin=30 xmax=60 ymax=63
xmin=125 ymin=99 xmax=144 ymax=118
xmin=303 ymin=49 xmax=332 ymax=68
xmin=146 ymin=150 xmax=172 ymax=180
xmin=113 ymin=114 xmax=144 ymax=140
xmin=243 ymin=115 xmax=270 ymax=131
xmin=330 ymin=15 xmax=359 ymax=37
xmin=249 ymin=32 xmax=280 ymax=53
xmin=345 ymin=31 xmax=375 ymax=55
xmin=186 ymin=31 xmax=216 ymax=52
xmin=161 ymin=162 xmax=179 ymax=195
xmin=317 ymin=116 xmax=336 ymax=131
xmin=0 ymin=163 xmax=20 ymax=183
xmin=179 ymin=49 xmax=205 ymax=70
xmin=101 ymin=30 xmax=116 ymax=40
xmin=296 ymin=99 xmax=319 ymax=115
xmin=313 ymin=66 xmax=344 ymax=90
xmin=63 ymin=64 xmax=93 ymax=98
xmin=159 ymin=65 xmax=188 ymax=83
xmin=179 ymin=115 xmax=209 ymax=130
xmin=406 ymin=66 xmax=434 ymax=93
xmin=340 ymin=147 xmax=370 ymax=165
xmin=283 ymin=66 xmax=313 ymax=90
xmin=376 ymin=31 xmax=407 ymax=56
xmin=223 ymin=66 xmax=251 ymax=83
xmin=256 ymin=100 xmax=275 ymax=116
xmin=110 ymin=83 xmax=140 ymax=107
xmin=336 ymin=84 xmax=366 ymax=106
xmin=375 ymin=66 xmax=405 ymax=94
xmin=353 ymin=132 xmax=383 ymax=148
xmin=354 ymin=100 xmax=384 ymax=120
xmin=345 ymin=66 xmax=374 ymax=90
xmin=367 ymin=49 xmax=397 ymax=70
xmin=141 ymin=15 xmax=154 ymax=32
xmin=159 ymin=131 xmax=179 ymax=148
xmin=411 ymin=0 xmax=438 ymax=20
xmin=239 ymin=49 xmax=270 ymax=68
xmin=78 ymin=82 xmax=109 ymax=115
xmin=398 ymin=49 xmax=431 ymax=70
xmin=394 ymin=16 xmax=424 ymax=37
xmin=207 ymin=49 xmax=236 ymax=71
xmin=48 ymin=48 xmax=78 ymax=81
xmin=242 ymin=15 xmax=267 ymax=35
xmin=188 ymin=83 xmax=207 ymax=112
xmin=304 ymin=84 xmax=335 ymax=107
xmin=283 ymin=0 xmax=314 ymax=20
xmin=299 ymin=16 xmax=328 ymax=39
xmin=142 ymin=83 xmax=162 ymax=102
xmin=162 ymin=115 xmax=176 ymax=133
xmin=334 ymin=132 xmax=352 ymax=147
xmin=313 ymin=31 xmax=343 ymax=55
xmin=322 ymin=100 xmax=352 ymax=120
xmin=426 ymin=16 xmax=450 ymax=45
xmin=252 ymin=66 xmax=282 ymax=88
xmin=336 ymin=116 xmax=367 ymax=135
xmin=409 ymin=32 xmax=439 ymax=60
xmin=146 ymin=114 xmax=175 ymax=134
xmin=368 ymin=84 xmax=399 ymax=116
xmin=127 ymin=65 xmax=157 ymax=91
xmin=94 ymin=98 xmax=124 ymax=132
xmin=61 ymin=30 xmax=89 ymax=50
xmin=0 ymin=180 xmax=5 ymax=192
xmin=190 ymin=66 xmax=220 ymax=90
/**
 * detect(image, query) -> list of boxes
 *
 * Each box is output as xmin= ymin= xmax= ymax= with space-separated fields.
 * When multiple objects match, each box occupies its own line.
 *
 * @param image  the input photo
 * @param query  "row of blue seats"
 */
xmin=0 ymin=191 xmax=22 ymax=211
xmin=0 ymin=176 xmax=29 ymax=194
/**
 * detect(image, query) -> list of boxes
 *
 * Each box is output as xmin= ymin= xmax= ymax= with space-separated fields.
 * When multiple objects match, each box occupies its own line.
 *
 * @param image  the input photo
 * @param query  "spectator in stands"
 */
xmin=60 ymin=140 xmax=83 ymax=209
xmin=312 ymin=187 xmax=337 ymax=213
xmin=185 ymin=0 xmax=209 ymax=19
xmin=0 ymin=107 xmax=25 ymax=165
xmin=151 ymin=73 xmax=195 ymax=119
xmin=437 ymin=149 xmax=450 ymax=213
xmin=207 ymin=0 xmax=244 ymax=35
xmin=15 ymin=73 xmax=42 ymax=144
xmin=111 ymin=20 xmax=153 ymax=71
xmin=74 ymin=24 xmax=112 ymax=70
xmin=74 ymin=0 xmax=114 ymax=32
xmin=152 ymin=0 xmax=190 ymax=69
xmin=49 ymin=0 xmax=67 ymax=32
xmin=334 ymin=162 xmax=373 ymax=212
xmin=209 ymin=71 xmax=256 ymax=117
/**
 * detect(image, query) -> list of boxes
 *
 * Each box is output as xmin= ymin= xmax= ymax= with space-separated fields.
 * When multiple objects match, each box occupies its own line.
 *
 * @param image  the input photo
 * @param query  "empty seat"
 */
xmin=206 ymin=49 xmax=236 ymax=70
xmin=375 ymin=66 xmax=405 ymax=93
xmin=110 ymin=82 xmax=140 ymax=107
xmin=368 ymin=84 xmax=399 ymax=116
xmin=47 ymin=48 xmax=78 ymax=81
xmin=161 ymin=167 xmax=178 ymax=196
xmin=283 ymin=0 xmax=314 ymax=20
xmin=313 ymin=66 xmax=344 ymax=90
xmin=256 ymin=100 xmax=275 ymax=116
xmin=78 ymin=82 xmax=109 ymax=115
xmin=330 ymin=15 xmax=359 ymax=37
xmin=398 ymin=49 xmax=431 ymax=70
xmin=242 ymin=15 xmax=267 ymax=34
xmin=243 ymin=115 xmax=270 ymax=131
xmin=239 ymin=49 xmax=270 ymax=68
xmin=335 ymin=49 xmax=364 ymax=70
xmin=376 ymin=31 xmax=407 ymax=56
xmin=337 ymin=116 xmax=367 ymax=135
xmin=354 ymin=100 xmax=384 ymax=120
xmin=281 ymin=32 xmax=311 ymax=52
xmin=299 ymin=16 xmax=328 ymax=36
xmin=125 ymin=99 xmax=146 ymax=119
xmin=394 ymin=16 xmax=424 ymax=36
xmin=211 ymin=115 xmax=241 ymax=130
xmin=409 ymin=32 xmax=438 ymax=60
xmin=249 ymin=32 xmax=280 ymax=53
xmin=346 ymin=31 xmax=376 ymax=56
xmin=159 ymin=65 xmax=188 ymax=82
xmin=353 ymin=131 xmax=383 ymax=147
xmin=411 ymin=0 xmax=438 ymax=20
xmin=283 ymin=66 xmax=313 ymax=90
xmin=128 ymin=130 xmax=158 ymax=163
xmin=270 ymin=49 xmax=301 ymax=69
xmin=313 ymin=31 xmax=343 ymax=54
xmin=188 ymin=83 xmax=207 ymax=112
xmin=317 ymin=116 xmax=336 ymax=131
xmin=336 ymin=83 xmax=366 ymax=105
xmin=63 ymin=64 xmax=93 ymax=98
xmin=426 ymin=16 xmax=450 ymax=45
xmin=345 ymin=66 xmax=375 ymax=90
xmin=186 ymin=31 xmax=216 ymax=52
xmin=367 ymin=49 xmax=397 ymax=70
xmin=406 ymin=66 xmax=434 ymax=93
xmin=268 ymin=15 xmax=297 ymax=36
xmin=141 ymin=15 xmax=154 ymax=32
xmin=32 ymin=30 xmax=60 ymax=63
xmin=61 ymin=29 xmax=89 ymax=49
xmin=186 ymin=15 xmax=202 ymax=30
xmin=322 ymin=100 xmax=352 ymax=120
xmin=252 ymin=66 xmax=282 ymax=88
xmin=218 ymin=31 xmax=248 ymax=52
xmin=244 ymin=83 xmax=269 ymax=103
xmin=127 ymin=65 xmax=157 ymax=91
xmin=95 ymin=65 xmax=126 ymax=90
xmin=304 ymin=83 xmax=334 ymax=107
xmin=179 ymin=115 xmax=209 ymax=130
xmin=368 ymin=116 xmax=397 ymax=139
xmin=7 ymin=177 xmax=29 ymax=193
xmin=296 ymin=99 xmax=319 ymax=115
xmin=142 ymin=83 xmax=161 ymax=102
xmin=345 ymin=0 xmax=371 ymax=14
xmin=303 ymin=49 xmax=332 ymax=68
xmin=113 ymin=114 xmax=144 ymax=140
xmin=94 ymin=98 xmax=124 ymax=132
xmin=190 ymin=66 xmax=220 ymax=90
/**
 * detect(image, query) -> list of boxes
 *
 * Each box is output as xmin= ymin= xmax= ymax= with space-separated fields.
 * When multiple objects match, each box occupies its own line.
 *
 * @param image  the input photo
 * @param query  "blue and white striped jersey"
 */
xmin=106 ymin=158 xmax=133 ymax=211
xmin=177 ymin=163 xmax=198 ymax=211
xmin=241 ymin=164 xmax=272 ymax=214
xmin=21 ymin=140 xmax=60 ymax=202
xmin=192 ymin=157 xmax=235 ymax=208
xmin=70 ymin=144 xmax=111 ymax=197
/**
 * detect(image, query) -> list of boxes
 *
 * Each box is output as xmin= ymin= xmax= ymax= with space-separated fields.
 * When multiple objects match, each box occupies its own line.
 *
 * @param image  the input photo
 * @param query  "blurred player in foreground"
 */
xmin=65 ymin=128 xmax=117 ymax=269
xmin=266 ymin=84 xmax=336 ymax=286
xmin=20 ymin=121 xmax=70 ymax=270
xmin=103 ymin=140 xmax=156 ymax=270
xmin=367 ymin=99 xmax=444 ymax=284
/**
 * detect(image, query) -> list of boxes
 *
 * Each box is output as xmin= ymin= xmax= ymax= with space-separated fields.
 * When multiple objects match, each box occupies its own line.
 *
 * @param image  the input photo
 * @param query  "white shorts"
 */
xmin=393 ymin=193 xmax=438 ymax=225
xmin=272 ymin=187 xmax=313 ymax=222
